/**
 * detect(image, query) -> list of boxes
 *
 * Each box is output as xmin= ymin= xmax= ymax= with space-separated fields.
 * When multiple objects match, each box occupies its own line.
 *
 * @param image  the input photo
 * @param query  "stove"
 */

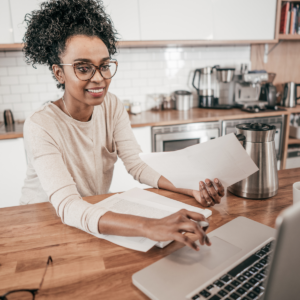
xmin=241 ymin=105 xmax=286 ymax=113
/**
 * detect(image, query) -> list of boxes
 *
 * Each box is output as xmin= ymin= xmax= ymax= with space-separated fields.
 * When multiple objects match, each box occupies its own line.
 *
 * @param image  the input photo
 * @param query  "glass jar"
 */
xmin=123 ymin=100 xmax=131 ymax=112
xmin=151 ymin=94 xmax=162 ymax=111
xmin=162 ymin=95 xmax=174 ymax=110
xmin=130 ymin=102 xmax=142 ymax=114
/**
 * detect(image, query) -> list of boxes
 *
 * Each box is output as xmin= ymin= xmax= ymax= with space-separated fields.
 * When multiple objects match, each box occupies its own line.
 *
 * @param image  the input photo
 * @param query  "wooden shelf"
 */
xmin=288 ymin=138 xmax=300 ymax=144
xmin=279 ymin=34 xmax=300 ymax=40
xmin=0 ymin=43 xmax=23 ymax=51
xmin=0 ymin=38 xmax=280 ymax=52
xmin=118 ymin=39 xmax=278 ymax=48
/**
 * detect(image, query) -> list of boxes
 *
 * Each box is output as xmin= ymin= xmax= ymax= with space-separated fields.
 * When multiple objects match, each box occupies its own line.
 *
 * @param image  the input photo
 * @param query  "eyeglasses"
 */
xmin=60 ymin=59 xmax=118 ymax=81
xmin=0 ymin=256 xmax=53 ymax=300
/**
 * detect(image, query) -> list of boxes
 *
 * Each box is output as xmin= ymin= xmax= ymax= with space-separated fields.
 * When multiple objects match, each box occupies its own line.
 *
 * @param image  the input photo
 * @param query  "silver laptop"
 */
xmin=132 ymin=202 xmax=300 ymax=300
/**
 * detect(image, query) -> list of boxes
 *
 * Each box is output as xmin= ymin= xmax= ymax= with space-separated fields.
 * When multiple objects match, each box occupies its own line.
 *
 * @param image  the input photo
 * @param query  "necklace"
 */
xmin=61 ymin=95 xmax=95 ymax=121
xmin=62 ymin=95 xmax=73 ymax=119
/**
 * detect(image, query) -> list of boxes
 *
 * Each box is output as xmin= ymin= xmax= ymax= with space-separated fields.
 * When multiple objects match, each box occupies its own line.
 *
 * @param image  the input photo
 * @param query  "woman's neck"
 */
xmin=54 ymin=93 xmax=94 ymax=122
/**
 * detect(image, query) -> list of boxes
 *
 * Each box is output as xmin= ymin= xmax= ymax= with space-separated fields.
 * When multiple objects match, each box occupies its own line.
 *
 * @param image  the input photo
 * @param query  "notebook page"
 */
xmin=92 ymin=188 xmax=212 ymax=252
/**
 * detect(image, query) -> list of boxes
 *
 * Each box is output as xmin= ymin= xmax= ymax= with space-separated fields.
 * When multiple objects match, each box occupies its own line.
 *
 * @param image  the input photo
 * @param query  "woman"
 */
xmin=21 ymin=0 xmax=225 ymax=251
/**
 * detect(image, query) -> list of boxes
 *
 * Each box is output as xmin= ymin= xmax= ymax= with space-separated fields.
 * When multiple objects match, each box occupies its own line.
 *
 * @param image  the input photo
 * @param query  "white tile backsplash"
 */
xmin=3 ymin=94 xmax=21 ymax=103
xmin=0 ymin=67 xmax=8 ymax=76
xmin=0 ymin=76 xmax=19 ymax=85
xmin=0 ymin=86 xmax=10 ymax=95
xmin=8 ymin=66 xmax=27 ymax=76
xmin=0 ymin=57 xmax=17 ymax=67
xmin=0 ymin=45 xmax=251 ymax=121
xmin=10 ymin=84 xmax=29 ymax=94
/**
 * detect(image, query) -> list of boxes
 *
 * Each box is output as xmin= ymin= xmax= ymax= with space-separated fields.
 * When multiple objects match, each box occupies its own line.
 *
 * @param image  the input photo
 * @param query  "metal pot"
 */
xmin=174 ymin=90 xmax=192 ymax=111
xmin=216 ymin=68 xmax=235 ymax=83
xmin=228 ymin=123 xmax=278 ymax=199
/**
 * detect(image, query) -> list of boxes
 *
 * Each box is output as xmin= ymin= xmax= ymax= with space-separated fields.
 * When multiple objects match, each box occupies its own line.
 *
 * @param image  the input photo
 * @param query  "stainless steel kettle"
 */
xmin=228 ymin=123 xmax=278 ymax=199
xmin=280 ymin=82 xmax=300 ymax=107
xmin=3 ymin=109 xmax=14 ymax=126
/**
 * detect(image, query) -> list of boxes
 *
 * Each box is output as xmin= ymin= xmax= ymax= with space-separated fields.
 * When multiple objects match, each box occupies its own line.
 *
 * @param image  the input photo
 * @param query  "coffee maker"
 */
xmin=259 ymin=73 xmax=277 ymax=106
xmin=234 ymin=70 xmax=268 ymax=106
xmin=192 ymin=66 xmax=235 ymax=109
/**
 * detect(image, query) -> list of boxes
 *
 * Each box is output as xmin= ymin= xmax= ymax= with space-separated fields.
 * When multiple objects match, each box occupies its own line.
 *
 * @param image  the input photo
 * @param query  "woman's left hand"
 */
xmin=192 ymin=178 xmax=225 ymax=207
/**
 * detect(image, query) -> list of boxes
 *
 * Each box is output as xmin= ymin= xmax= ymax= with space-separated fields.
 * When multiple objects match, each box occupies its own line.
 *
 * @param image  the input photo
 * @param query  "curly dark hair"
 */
xmin=23 ymin=0 xmax=118 ymax=89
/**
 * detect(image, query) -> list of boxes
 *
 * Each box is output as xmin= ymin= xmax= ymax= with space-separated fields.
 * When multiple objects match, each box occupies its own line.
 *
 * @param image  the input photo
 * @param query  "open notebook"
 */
xmin=92 ymin=188 xmax=211 ymax=252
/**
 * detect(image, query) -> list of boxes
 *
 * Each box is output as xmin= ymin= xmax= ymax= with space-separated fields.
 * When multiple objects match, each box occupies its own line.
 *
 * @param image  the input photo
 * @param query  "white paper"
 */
xmin=93 ymin=188 xmax=212 ymax=252
xmin=140 ymin=133 xmax=259 ymax=190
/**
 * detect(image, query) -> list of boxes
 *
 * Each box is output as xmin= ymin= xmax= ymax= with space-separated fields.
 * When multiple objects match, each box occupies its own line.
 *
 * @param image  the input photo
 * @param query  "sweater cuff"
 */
xmin=140 ymin=166 xmax=162 ymax=188
xmin=87 ymin=206 xmax=109 ymax=234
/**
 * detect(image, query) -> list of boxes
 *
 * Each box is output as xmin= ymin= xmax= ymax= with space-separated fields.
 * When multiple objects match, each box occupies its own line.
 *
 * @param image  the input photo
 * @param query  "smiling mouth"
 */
xmin=86 ymin=88 xmax=104 ymax=93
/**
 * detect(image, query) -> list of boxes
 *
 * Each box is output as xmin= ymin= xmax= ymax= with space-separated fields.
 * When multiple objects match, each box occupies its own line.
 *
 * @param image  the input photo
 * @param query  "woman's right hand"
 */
xmin=144 ymin=209 xmax=211 ymax=251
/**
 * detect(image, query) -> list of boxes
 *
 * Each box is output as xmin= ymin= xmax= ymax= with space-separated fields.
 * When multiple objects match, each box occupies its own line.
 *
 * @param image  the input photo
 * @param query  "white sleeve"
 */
xmin=113 ymin=99 xmax=161 ymax=188
xmin=26 ymin=120 xmax=108 ymax=234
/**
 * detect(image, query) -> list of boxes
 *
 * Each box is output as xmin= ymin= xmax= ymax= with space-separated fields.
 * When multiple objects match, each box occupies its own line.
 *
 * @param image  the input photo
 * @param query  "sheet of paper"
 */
xmin=139 ymin=133 xmax=259 ymax=190
xmin=93 ymin=188 xmax=212 ymax=252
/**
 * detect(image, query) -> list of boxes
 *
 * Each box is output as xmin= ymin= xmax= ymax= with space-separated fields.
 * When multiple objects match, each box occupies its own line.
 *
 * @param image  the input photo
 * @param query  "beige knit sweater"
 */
xmin=20 ymin=92 xmax=161 ymax=235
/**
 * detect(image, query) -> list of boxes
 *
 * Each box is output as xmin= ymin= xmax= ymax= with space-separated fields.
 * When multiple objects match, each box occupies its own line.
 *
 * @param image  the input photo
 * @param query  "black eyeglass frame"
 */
xmin=59 ymin=59 xmax=118 ymax=80
xmin=0 ymin=289 xmax=39 ymax=300
xmin=0 ymin=256 xmax=53 ymax=300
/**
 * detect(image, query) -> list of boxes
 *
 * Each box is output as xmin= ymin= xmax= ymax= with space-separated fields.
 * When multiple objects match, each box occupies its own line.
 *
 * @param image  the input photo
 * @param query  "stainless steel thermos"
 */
xmin=228 ymin=123 xmax=278 ymax=199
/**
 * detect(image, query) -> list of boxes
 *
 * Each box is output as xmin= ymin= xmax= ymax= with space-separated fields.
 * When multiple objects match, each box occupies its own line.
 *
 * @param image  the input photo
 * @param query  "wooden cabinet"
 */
xmin=9 ymin=0 xmax=42 ymax=43
xmin=0 ymin=138 xmax=27 ymax=208
xmin=110 ymin=126 xmax=152 ymax=193
xmin=102 ymin=0 xmax=141 ymax=41
xmin=139 ymin=0 xmax=277 ymax=41
xmin=7 ymin=0 xmax=140 ymax=44
xmin=0 ymin=0 xmax=280 ymax=49
xmin=139 ymin=0 xmax=213 ymax=41
xmin=0 ymin=0 xmax=14 ymax=44
xmin=212 ymin=0 xmax=277 ymax=40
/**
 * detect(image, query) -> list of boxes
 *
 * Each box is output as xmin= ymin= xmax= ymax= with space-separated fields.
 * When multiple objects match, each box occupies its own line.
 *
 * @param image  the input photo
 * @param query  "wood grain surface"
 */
xmin=0 ymin=123 xmax=24 ymax=140
xmin=0 ymin=168 xmax=297 ymax=299
xmin=130 ymin=107 xmax=300 ymax=128
xmin=2 ymin=107 xmax=298 ymax=140
xmin=251 ymin=41 xmax=300 ymax=87
xmin=0 ymin=132 xmax=23 ymax=140
xmin=0 ymin=36 xmax=279 ymax=52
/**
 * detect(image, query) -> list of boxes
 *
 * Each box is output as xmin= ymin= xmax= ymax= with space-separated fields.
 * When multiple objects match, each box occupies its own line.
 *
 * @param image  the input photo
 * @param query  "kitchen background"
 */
xmin=2 ymin=0 xmax=300 ymax=208
xmin=0 ymin=46 xmax=251 ymax=121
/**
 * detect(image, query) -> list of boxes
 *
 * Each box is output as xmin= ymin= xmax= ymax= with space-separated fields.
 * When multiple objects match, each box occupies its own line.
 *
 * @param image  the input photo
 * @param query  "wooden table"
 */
xmin=0 ymin=168 xmax=296 ymax=299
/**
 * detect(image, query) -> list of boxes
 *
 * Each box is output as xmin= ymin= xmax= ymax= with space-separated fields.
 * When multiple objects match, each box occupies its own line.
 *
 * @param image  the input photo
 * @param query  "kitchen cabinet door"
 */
xmin=9 ymin=0 xmax=42 ymax=43
xmin=139 ymin=0 xmax=213 ymax=41
xmin=102 ymin=0 xmax=140 ymax=41
xmin=110 ymin=126 xmax=152 ymax=193
xmin=212 ymin=0 xmax=277 ymax=40
xmin=0 ymin=138 xmax=27 ymax=208
xmin=0 ymin=0 xmax=14 ymax=44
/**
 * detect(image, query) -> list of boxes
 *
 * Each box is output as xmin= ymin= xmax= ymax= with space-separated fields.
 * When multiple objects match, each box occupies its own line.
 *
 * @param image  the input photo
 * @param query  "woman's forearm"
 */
xmin=98 ymin=209 xmax=211 ymax=251
xmin=98 ymin=211 xmax=149 ymax=236
xmin=158 ymin=176 xmax=194 ymax=197
xmin=97 ymin=176 xmax=194 ymax=236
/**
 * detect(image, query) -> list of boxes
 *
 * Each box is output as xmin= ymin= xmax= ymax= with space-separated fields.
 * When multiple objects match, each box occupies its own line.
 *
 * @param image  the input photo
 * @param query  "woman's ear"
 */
xmin=52 ymin=64 xmax=65 ymax=85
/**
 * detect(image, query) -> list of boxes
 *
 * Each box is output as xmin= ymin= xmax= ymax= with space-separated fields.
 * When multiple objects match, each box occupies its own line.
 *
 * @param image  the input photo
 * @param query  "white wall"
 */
xmin=0 ymin=45 xmax=251 ymax=121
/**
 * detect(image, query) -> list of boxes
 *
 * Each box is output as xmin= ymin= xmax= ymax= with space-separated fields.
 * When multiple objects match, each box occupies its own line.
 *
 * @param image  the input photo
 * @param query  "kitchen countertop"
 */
xmin=129 ymin=106 xmax=300 ymax=127
xmin=1 ymin=106 xmax=300 ymax=140
xmin=0 ymin=168 xmax=296 ymax=299
xmin=0 ymin=122 xmax=24 ymax=140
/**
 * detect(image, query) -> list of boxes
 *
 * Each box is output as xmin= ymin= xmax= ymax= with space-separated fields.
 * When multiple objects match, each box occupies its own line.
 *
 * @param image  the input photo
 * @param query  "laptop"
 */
xmin=132 ymin=201 xmax=300 ymax=300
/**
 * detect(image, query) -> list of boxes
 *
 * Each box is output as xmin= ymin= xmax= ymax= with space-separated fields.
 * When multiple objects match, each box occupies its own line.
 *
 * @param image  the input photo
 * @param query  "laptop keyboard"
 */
xmin=190 ymin=241 xmax=274 ymax=300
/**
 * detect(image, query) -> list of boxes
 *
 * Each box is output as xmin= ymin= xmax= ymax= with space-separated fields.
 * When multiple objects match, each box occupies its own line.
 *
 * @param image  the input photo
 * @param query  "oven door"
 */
xmin=153 ymin=128 xmax=219 ymax=152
